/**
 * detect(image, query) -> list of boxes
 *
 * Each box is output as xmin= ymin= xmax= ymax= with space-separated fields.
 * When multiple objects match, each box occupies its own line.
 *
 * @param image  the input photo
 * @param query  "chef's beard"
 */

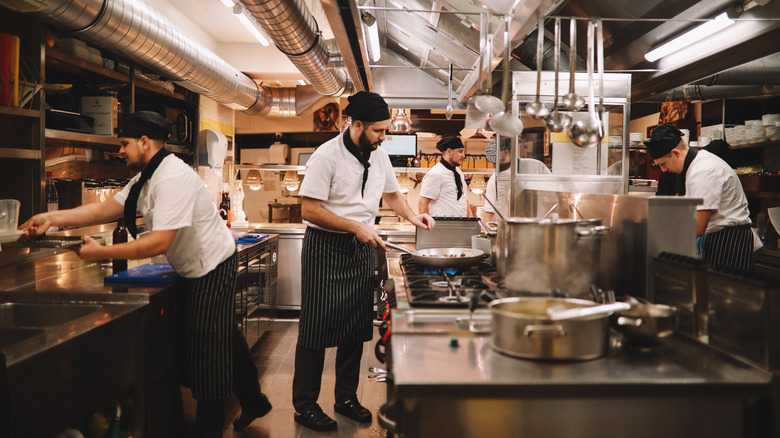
xmin=358 ymin=130 xmax=381 ymax=151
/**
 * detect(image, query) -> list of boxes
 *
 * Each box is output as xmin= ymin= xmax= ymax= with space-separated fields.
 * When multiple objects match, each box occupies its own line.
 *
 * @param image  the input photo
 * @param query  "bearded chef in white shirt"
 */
xmin=418 ymin=136 xmax=470 ymax=217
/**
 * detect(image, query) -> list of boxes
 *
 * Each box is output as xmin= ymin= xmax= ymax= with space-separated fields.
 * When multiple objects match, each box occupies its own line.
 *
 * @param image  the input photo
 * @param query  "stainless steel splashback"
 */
xmin=415 ymin=217 xmax=481 ymax=250
xmin=516 ymin=190 xmax=700 ymax=298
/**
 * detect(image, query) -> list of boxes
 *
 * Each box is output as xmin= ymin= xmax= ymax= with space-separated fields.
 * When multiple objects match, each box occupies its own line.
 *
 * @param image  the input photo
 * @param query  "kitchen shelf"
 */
xmin=730 ymin=139 xmax=780 ymax=149
xmin=45 ymin=129 xmax=121 ymax=150
xmin=46 ymin=49 xmax=188 ymax=102
xmin=0 ymin=106 xmax=40 ymax=118
xmin=0 ymin=148 xmax=41 ymax=160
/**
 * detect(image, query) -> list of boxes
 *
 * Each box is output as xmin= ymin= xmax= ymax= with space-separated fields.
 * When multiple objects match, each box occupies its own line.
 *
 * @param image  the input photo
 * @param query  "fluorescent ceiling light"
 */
xmin=233 ymin=4 xmax=270 ymax=46
xmin=362 ymin=12 xmax=381 ymax=62
xmin=219 ymin=0 xmax=233 ymax=7
xmin=298 ymin=79 xmax=307 ymax=85
xmin=645 ymin=13 xmax=734 ymax=62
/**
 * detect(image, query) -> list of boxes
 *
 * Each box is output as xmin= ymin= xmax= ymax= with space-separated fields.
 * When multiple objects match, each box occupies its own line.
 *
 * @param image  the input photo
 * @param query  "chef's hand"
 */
xmin=72 ymin=235 xmax=103 ymax=260
xmin=409 ymin=214 xmax=435 ymax=231
xmin=354 ymin=222 xmax=385 ymax=248
xmin=19 ymin=212 xmax=54 ymax=236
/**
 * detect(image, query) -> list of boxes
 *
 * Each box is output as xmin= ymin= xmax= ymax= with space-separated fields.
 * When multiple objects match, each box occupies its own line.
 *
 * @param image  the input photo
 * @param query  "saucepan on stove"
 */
xmin=489 ymin=297 xmax=612 ymax=361
xmin=384 ymin=241 xmax=484 ymax=269
xmin=611 ymin=296 xmax=678 ymax=346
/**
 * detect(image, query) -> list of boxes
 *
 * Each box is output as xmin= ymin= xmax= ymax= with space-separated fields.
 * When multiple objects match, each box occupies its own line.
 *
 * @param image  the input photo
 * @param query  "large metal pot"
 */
xmin=496 ymin=218 xmax=608 ymax=297
xmin=489 ymin=297 xmax=610 ymax=361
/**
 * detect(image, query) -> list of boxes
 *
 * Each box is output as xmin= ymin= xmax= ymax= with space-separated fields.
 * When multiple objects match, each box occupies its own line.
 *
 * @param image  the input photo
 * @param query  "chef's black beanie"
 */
xmin=644 ymin=123 xmax=684 ymax=159
xmin=120 ymin=111 xmax=173 ymax=140
xmin=436 ymin=136 xmax=464 ymax=151
xmin=343 ymin=91 xmax=391 ymax=122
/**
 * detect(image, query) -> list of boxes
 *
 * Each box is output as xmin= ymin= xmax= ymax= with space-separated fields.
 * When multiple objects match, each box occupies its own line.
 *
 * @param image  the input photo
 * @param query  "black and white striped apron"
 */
xmin=298 ymin=227 xmax=375 ymax=349
xmin=697 ymin=224 xmax=753 ymax=272
xmin=180 ymin=250 xmax=238 ymax=400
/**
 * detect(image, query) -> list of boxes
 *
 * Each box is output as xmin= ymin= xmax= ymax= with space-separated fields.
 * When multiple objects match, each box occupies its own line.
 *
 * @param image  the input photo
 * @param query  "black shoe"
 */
xmin=295 ymin=406 xmax=338 ymax=431
xmin=334 ymin=399 xmax=372 ymax=423
xmin=232 ymin=393 xmax=272 ymax=430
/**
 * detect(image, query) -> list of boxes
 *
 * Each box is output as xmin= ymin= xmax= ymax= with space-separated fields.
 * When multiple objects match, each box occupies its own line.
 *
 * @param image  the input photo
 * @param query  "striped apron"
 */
xmin=697 ymin=224 xmax=753 ymax=272
xmin=298 ymin=227 xmax=375 ymax=349
xmin=180 ymin=250 xmax=238 ymax=400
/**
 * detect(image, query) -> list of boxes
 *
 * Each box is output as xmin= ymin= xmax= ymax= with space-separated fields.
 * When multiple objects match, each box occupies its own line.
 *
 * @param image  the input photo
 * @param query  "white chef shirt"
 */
xmin=419 ymin=161 xmax=468 ymax=217
xmin=114 ymin=154 xmax=236 ymax=278
xmin=299 ymin=132 xmax=400 ymax=230
xmin=685 ymin=149 xmax=750 ymax=234
xmin=484 ymin=159 xmax=551 ymax=215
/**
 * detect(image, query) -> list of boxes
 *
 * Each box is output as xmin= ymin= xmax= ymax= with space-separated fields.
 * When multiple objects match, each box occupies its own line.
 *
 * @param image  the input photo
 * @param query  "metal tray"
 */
xmin=5 ymin=235 xmax=86 ymax=248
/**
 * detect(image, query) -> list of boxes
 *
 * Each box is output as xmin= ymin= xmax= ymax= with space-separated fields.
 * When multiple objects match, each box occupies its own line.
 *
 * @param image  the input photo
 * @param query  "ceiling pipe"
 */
xmin=513 ymin=32 xmax=571 ymax=72
xmin=641 ymin=84 xmax=780 ymax=102
xmin=2 ymin=0 xmax=343 ymax=116
xmin=239 ymin=0 xmax=352 ymax=100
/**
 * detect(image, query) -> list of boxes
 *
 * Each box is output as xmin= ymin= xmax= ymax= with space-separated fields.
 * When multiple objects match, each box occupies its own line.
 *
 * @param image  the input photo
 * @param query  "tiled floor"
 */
xmin=184 ymin=318 xmax=391 ymax=438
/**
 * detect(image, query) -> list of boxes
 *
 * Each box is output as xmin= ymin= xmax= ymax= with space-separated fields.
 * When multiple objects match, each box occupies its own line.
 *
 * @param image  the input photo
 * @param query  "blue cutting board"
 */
xmin=104 ymin=263 xmax=179 ymax=284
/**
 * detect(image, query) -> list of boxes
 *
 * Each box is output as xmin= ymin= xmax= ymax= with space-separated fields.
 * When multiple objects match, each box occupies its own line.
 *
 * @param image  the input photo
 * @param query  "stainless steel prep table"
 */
xmin=386 ymin=256 xmax=775 ymax=438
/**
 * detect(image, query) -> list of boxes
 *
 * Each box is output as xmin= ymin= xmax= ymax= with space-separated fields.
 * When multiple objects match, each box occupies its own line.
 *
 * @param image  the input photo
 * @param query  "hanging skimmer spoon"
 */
xmin=525 ymin=14 xmax=550 ymax=119
xmin=545 ymin=17 xmax=572 ymax=132
xmin=474 ymin=16 xmax=505 ymax=115
xmin=561 ymin=18 xmax=585 ymax=111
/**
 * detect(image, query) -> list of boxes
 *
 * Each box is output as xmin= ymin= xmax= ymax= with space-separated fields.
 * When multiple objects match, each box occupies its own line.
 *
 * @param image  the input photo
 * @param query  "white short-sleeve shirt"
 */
xmin=114 ymin=154 xmax=236 ymax=278
xmin=298 ymin=132 xmax=400 ymax=230
xmin=419 ymin=162 xmax=468 ymax=217
xmin=685 ymin=149 xmax=750 ymax=233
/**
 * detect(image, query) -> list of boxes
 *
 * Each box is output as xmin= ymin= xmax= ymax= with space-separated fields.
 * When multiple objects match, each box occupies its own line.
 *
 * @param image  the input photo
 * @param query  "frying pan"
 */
xmin=384 ymin=241 xmax=484 ymax=269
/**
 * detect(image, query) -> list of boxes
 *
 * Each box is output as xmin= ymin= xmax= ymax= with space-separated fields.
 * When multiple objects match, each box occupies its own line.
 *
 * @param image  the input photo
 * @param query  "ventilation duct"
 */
xmin=642 ymin=85 xmax=780 ymax=102
xmin=4 ymin=0 xmax=349 ymax=116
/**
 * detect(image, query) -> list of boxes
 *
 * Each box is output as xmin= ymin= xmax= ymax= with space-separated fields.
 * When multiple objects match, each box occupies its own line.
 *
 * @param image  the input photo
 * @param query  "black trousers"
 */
xmin=194 ymin=324 xmax=265 ymax=437
xmin=292 ymin=341 xmax=364 ymax=413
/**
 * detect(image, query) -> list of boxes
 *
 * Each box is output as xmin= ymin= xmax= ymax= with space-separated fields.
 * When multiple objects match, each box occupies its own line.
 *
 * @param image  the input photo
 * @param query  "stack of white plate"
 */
xmin=767 ymin=125 xmax=780 ymax=141
xmin=762 ymin=114 xmax=780 ymax=126
xmin=746 ymin=123 xmax=768 ymax=143
xmin=732 ymin=125 xmax=747 ymax=144
xmin=724 ymin=127 xmax=736 ymax=143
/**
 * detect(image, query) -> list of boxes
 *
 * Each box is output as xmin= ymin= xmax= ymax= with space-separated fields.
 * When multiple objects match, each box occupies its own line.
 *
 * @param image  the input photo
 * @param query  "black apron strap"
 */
xmin=675 ymin=147 xmax=698 ymax=196
xmin=342 ymin=128 xmax=373 ymax=198
xmin=439 ymin=158 xmax=463 ymax=200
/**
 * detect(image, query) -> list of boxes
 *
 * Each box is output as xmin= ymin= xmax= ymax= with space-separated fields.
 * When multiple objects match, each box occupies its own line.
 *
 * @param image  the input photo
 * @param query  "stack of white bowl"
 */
xmin=746 ymin=120 xmax=768 ymax=143
xmin=732 ymin=125 xmax=747 ymax=145
xmin=763 ymin=114 xmax=780 ymax=141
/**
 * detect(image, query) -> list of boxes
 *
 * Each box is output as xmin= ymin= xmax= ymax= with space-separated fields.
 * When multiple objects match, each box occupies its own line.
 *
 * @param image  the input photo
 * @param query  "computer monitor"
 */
xmin=382 ymin=133 xmax=417 ymax=165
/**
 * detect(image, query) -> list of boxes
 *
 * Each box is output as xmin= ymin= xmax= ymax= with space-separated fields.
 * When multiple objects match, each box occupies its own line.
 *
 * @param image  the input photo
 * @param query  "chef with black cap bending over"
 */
xmin=646 ymin=123 xmax=759 ymax=272
xmin=293 ymin=91 xmax=434 ymax=431
xmin=418 ymin=136 xmax=471 ymax=216
xmin=20 ymin=111 xmax=272 ymax=437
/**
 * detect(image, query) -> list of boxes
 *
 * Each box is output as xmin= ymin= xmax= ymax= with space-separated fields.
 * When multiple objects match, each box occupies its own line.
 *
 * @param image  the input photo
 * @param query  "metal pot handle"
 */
xmin=616 ymin=316 xmax=643 ymax=327
xmin=523 ymin=324 xmax=566 ymax=338
xmin=577 ymin=225 xmax=610 ymax=237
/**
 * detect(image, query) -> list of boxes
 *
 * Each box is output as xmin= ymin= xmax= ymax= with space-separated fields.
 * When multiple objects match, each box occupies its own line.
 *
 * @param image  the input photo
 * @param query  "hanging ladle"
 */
xmin=525 ymin=14 xmax=550 ymax=119
xmin=474 ymin=17 xmax=505 ymax=115
xmin=596 ymin=18 xmax=606 ymax=140
xmin=568 ymin=20 xmax=601 ymax=148
xmin=561 ymin=18 xmax=585 ymax=111
xmin=545 ymin=17 xmax=572 ymax=133
xmin=490 ymin=14 xmax=524 ymax=137
xmin=446 ymin=63 xmax=454 ymax=120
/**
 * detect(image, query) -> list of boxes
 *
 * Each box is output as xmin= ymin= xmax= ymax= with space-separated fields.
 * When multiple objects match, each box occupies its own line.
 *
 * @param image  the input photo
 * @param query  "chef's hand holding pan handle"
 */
xmin=72 ymin=235 xmax=102 ymax=259
xmin=354 ymin=222 xmax=386 ymax=249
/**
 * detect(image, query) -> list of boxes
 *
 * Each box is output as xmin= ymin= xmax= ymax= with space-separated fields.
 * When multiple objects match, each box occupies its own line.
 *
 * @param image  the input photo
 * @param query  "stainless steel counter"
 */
xmin=386 ymin=257 xmax=775 ymax=437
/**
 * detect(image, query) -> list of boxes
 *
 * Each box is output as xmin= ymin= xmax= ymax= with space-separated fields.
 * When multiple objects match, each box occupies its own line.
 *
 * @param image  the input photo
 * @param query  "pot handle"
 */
xmin=616 ymin=316 xmax=643 ymax=327
xmin=523 ymin=324 xmax=566 ymax=338
xmin=577 ymin=225 xmax=610 ymax=237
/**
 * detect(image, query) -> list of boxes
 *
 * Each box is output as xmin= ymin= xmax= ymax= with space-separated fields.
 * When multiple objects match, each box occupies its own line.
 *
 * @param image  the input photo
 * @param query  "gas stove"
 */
xmin=400 ymin=253 xmax=501 ymax=308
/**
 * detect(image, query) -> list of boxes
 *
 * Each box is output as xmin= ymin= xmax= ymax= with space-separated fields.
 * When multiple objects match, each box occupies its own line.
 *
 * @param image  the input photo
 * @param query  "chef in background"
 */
xmin=646 ymin=123 xmax=759 ymax=272
xmin=19 ymin=111 xmax=271 ymax=437
xmin=418 ymin=136 xmax=470 ymax=216
xmin=294 ymin=91 xmax=434 ymax=432
xmin=483 ymin=136 xmax=551 ymax=223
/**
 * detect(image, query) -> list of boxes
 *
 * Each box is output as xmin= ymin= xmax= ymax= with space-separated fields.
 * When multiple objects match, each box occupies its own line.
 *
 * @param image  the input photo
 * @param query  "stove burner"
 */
xmin=400 ymin=252 xmax=498 ymax=308
xmin=438 ymin=295 xmax=471 ymax=303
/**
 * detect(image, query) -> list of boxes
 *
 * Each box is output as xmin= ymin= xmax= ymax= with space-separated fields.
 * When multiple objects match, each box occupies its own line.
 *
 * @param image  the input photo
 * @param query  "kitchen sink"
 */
xmin=0 ymin=327 xmax=44 ymax=349
xmin=0 ymin=303 xmax=102 ymax=328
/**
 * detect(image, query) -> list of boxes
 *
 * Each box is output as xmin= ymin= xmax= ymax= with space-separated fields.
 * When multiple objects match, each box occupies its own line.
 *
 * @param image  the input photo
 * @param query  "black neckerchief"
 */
xmin=343 ymin=128 xmax=372 ymax=197
xmin=124 ymin=147 xmax=171 ymax=238
xmin=675 ymin=147 xmax=698 ymax=196
xmin=499 ymin=161 xmax=510 ymax=172
xmin=440 ymin=158 xmax=463 ymax=200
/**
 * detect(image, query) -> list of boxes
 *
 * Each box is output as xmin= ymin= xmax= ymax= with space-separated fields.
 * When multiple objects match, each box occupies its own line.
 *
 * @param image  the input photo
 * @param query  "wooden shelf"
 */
xmin=0 ymin=148 xmax=41 ymax=159
xmin=0 ymin=106 xmax=40 ymax=118
xmin=45 ymin=129 xmax=121 ymax=150
xmin=46 ymin=49 xmax=188 ymax=102
xmin=730 ymin=139 xmax=780 ymax=149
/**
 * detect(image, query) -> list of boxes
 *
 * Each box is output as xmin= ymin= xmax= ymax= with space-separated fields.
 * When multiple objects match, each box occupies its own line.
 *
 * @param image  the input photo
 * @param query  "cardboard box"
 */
xmin=81 ymin=96 xmax=118 ymax=136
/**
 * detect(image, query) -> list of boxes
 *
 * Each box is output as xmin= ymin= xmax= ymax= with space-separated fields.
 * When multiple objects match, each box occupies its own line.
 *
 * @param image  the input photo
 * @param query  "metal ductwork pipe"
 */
xmin=239 ymin=0 xmax=352 ymax=97
xmin=513 ymin=32 xmax=570 ymax=72
xmin=7 ymin=0 xmax=330 ymax=116
xmin=642 ymin=85 xmax=780 ymax=102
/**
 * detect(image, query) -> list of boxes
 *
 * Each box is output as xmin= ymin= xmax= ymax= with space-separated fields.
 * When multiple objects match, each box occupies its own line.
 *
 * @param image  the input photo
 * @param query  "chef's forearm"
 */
xmin=78 ymin=229 xmax=177 ymax=261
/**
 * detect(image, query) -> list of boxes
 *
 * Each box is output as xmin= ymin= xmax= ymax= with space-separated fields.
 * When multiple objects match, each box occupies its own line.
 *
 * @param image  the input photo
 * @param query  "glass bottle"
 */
xmin=112 ymin=218 xmax=128 ymax=273
xmin=46 ymin=171 xmax=59 ymax=212
xmin=219 ymin=192 xmax=231 ymax=226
